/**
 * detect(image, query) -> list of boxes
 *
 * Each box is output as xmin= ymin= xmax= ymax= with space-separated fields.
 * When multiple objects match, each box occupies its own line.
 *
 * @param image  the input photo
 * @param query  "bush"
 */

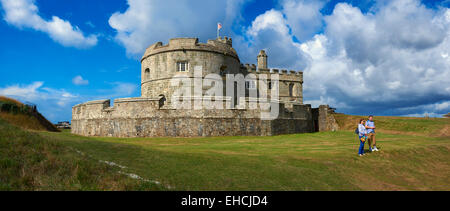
xmin=0 ymin=102 xmax=34 ymax=115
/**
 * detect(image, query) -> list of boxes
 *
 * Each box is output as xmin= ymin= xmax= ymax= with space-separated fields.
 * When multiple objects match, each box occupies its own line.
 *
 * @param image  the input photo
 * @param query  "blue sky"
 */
xmin=0 ymin=0 xmax=449 ymax=123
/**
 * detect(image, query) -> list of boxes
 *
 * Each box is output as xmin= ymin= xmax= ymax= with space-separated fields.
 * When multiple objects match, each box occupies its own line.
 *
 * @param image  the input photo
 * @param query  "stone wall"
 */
xmin=242 ymin=66 xmax=303 ymax=105
xmin=72 ymin=97 xmax=314 ymax=137
xmin=311 ymin=105 xmax=339 ymax=132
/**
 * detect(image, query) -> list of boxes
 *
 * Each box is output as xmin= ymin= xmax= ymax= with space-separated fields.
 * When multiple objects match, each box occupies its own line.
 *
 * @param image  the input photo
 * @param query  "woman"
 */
xmin=358 ymin=119 xmax=367 ymax=156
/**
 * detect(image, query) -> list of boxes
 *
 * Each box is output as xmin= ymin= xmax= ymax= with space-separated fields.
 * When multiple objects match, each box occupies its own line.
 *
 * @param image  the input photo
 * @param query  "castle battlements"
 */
xmin=141 ymin=37 xmax=239 ymax=62
xmin=241 ymin=65 xmax=303 ymax=77
xmin=216 ymin=36 xmax=233 ymax=46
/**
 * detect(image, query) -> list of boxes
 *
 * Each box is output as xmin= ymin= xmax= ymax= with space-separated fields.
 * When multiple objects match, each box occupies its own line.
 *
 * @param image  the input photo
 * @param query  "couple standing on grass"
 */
xmin=357 ymin=115 xmax=378 ymax=156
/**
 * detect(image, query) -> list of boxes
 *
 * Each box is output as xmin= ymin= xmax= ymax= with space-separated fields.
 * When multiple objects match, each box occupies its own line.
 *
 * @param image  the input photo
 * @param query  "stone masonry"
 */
xmin=72 ymin=37 xmax=333 ymax=137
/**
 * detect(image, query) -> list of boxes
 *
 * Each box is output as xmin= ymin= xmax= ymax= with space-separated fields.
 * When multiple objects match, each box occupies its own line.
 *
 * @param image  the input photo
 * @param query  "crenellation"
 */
xmin=258 ymin=68 xmax=270 ymax=74
xmin=168 ymin=37 xmax=199 ymax=47
xmin=216 ymin=36 xmax=233 ymax=46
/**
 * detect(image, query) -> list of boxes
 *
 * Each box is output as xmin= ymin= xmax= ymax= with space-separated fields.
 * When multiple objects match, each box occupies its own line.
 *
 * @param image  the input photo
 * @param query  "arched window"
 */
xmin=289 ymin=83 xmax=294 ymax=97
xmin=145 ymin=68 xmax=150 ymax=79
xmin=220 ymin=65 xmax=227 ymax=76
xmin=159 ymin=94 xmax=166 ymax=109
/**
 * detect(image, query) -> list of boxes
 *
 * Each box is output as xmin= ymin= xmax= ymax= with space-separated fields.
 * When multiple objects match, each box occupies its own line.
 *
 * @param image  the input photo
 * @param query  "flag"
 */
xmin=217 ymin=23 xmax=222 ymax=31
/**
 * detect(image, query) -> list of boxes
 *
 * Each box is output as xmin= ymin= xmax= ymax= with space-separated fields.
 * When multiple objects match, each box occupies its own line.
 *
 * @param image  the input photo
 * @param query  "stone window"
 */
xmin=220 ymin=65 xmax=227 ymax=76
xmin=177 ymin=61 xmax=189 ymax=72
xmin=145 ymin=68 xmax=150 ymax=79
xmin=159 ymin=94 xmax=166 ymax=109
xmin=289 ymin=83 xmax=294 ymax=97
xmin=268 ymin=81 xmax=272 ymax=90
xmin=245 ymin=80 xmax=257 ymax=90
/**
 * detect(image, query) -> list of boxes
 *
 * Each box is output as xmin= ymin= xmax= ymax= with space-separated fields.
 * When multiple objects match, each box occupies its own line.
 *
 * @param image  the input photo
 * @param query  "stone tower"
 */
xmin=257 ymin=50 xmax=268 ymax=70
xmin=140 ymin=37 xmax=240 ymax=99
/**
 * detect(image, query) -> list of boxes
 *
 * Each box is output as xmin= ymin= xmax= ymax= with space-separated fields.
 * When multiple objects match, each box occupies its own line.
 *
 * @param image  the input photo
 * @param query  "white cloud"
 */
xmin=85 ymin=21 xmax=95 ymax=28
xmin=108 ymin=0 xmax=249 ymax=56
xmin=281 ymin=0 xmax=325 ymax=41
xmin=111 ymin=82 xmax=137 ymax=97
xmin=0 ymin=82 xmax=80 ymax=122
xmin=0 ymin=0 xmax=98 ymax=48
xmin=234 ymin=9 xmax=309 ymax=70
xmin=235 ymin=0 xmax=450 ymax=117
xmin=247 ymin=9 xmax=290 ymax=36
xmin=0 ymin=81 xmax=78 ymax=108
xmin=72 ymin=75 xmax=89 ymax=86
xmin=300 ymin=1 xmax=450 ymax=114
xmin=90 ymin=82 xmax=138 ymax=101
xmin=0 ymin=81 xmax=44 ymax=102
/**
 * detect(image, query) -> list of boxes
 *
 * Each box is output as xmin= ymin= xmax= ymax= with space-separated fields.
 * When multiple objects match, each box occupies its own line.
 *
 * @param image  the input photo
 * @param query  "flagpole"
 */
xmin=217 ymin=23 xmax=219 ymax=39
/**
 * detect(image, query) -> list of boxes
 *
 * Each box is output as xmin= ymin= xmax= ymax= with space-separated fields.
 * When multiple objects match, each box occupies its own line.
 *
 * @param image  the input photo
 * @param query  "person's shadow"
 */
xmin=363 ymin=147 xmax=381 ymax=153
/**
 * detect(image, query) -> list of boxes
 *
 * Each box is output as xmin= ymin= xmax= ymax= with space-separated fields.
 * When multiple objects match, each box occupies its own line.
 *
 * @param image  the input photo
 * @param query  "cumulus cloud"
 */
xmin=398 ymin=100 xmax=450 ymax=117
xmin=234 ymin=9 xmax=309 ymax=70
xmin=0 ymin=0 xmax=98 ymax=48
xmin=300 ymin=0 xmax=450 ymax=116
xmin=0 ymin=81 xmax=78 ymax=107
xmin=281 ymin=0 xmax=325 ymax=42
xmin=72 ymin=75 xmax=89 ymax=86
xmin=108 ymin=0 xmax=249 ymax=56
xmin=232 ymin=0 xmax=450 ymax=117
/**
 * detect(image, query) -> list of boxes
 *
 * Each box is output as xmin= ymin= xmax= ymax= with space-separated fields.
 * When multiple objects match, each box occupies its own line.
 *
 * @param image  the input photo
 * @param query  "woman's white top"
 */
xmin=358 ymin=124 xmax=367 ymax=136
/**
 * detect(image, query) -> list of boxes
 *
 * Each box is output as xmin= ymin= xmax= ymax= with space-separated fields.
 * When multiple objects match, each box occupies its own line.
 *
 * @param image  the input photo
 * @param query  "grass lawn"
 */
xmin=38 ymin=116 xmax=450 ymax=191
xmin=1 ymin=115 xmax=449 ymax=190
xmin=0 ymin=119 xmax=164 ymax=191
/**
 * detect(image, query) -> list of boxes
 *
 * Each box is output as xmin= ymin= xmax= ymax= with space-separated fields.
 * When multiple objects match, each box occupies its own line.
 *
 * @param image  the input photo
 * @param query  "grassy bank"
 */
xmin=0 ymin=119 xmax=163 ymax=190
xmin=0 ymin=96 xmax=58 ymax=132
xmin=334 ymin=114 xmax=450 ymax=137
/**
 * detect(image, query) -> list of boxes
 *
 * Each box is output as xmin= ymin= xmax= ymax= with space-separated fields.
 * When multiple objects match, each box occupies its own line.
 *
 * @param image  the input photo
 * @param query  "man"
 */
xmin=365 ymin=115 xmax=378 ymax=152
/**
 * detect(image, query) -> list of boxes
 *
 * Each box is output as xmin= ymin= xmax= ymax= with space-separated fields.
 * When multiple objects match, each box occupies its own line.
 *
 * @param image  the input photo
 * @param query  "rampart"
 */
xmin=72 ymin=97 xmax=314 ymax=137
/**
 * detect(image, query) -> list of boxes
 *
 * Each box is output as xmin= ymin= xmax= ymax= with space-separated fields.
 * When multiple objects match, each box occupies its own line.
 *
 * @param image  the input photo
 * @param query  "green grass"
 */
xmin=0 ymin=119 xmax=164 ymax=191
xmin=0 ymin=96 xmax=59 ymax=132
xmin=334 ymin=114 xmax=450 ymax=136
xmin=38 ymin=120 xmax=449 ymax=191
xmin=1 ymin=115 xmax=449 ymax=191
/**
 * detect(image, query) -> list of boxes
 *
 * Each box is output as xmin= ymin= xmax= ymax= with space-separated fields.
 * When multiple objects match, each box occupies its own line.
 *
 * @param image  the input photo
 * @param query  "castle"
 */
xmin=72 ymin=37 xmax=337 ymax=137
